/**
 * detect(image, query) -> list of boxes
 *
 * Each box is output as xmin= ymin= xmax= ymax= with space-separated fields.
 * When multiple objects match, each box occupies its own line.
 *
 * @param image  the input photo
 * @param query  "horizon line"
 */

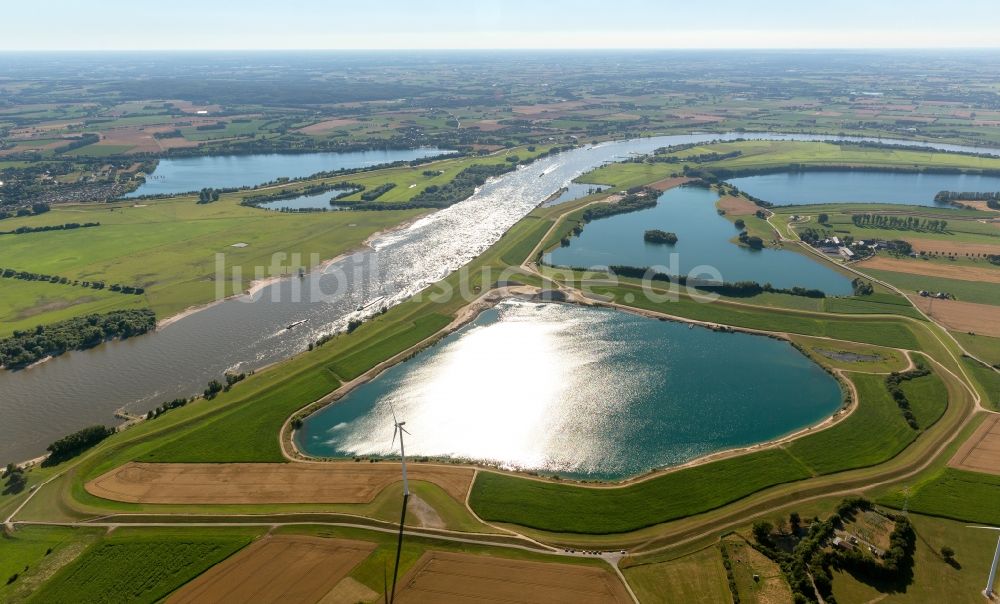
xmin=4 ymin=46 xmax=1000 ymax=53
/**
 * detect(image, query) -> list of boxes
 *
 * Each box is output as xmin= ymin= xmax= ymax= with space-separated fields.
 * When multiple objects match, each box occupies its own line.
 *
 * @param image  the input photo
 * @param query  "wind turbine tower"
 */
xmin=388 ymin=405 xmax=410 ymax=603
xmin=969 ymin=526 xmax=1000 ymax=599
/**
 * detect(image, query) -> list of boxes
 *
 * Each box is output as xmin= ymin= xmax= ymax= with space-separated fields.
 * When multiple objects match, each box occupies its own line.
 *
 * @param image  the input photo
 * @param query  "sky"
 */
xmin=6 ymin=0 xmax=1000 ymax=51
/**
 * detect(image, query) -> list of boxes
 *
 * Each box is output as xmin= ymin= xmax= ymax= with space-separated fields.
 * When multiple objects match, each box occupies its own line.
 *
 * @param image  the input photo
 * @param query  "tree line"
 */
xmin=0 ymin=309 xmax=156 ymax=369
xmin=596 ymin=265 xmax=826 ymax=298
xmin=885 ymin=364 xmax=932 ymax=430
xmin=359 ymin=182 xmax=397 ymax=201
xmin=0 ymin=221 xmax=100 ymax=236
xmin=45 ymin=425 xmax=115 ymax=464
xmin=851 ymin=214 xmax=947 ymax=232
xmin=933 ymin=190 xmax=1000 ymax=209
xmin=582 ymin=187 xmax=662 ymax=222
xmin=1 ymin=267 xmax=145 ymax=295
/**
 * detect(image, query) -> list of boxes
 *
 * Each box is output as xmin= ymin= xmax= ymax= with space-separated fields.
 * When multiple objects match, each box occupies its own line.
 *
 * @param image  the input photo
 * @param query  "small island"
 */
xmin=644 ymin=229 xmax=678 ymax=245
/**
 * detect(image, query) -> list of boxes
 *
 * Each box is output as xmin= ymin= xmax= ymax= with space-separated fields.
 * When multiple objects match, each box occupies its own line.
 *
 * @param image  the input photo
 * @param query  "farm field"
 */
xmin=86 ymin=461 xmax=474 ymax=504
xmin=721 ymin=535 xmax=794 ymax=604
xmin=949 ymin=413 xmax=1000 ymax=475
xmin=910 ymin=296 xmax=1000 ymax=338
xmin=859 ymin=255 xmax=1000 ymax=284
xmin=26 ymin=527 xmax=259 ymax=604
xmin=166 ymin=535 xmax=375 ymax=604
xmin=621 ymin=546 xmax=732 ymax=603
xmin=393 ymin=550 xmax=633 ymax=604
xmin=860 ymin=267 xmax=1000 ymax=305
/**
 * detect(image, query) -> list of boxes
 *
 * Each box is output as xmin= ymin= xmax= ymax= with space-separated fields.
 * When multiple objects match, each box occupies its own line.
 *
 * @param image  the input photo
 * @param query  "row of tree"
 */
xmin=1 ymin=268 xmax=145 ymax=295
xmin=1 ymin=221 xmax=100 ymax=236
xmin=933 ymin=190 xmax=1000 ymax=204
xmin=359 ymin=182 xmax=397 ymax=201
xmin=851 ymin=214 xmax=947 ymax=232
xmin=0 ymin=309 xmax=156 ymax=369
xmin=885 ymin=365 xmax=932 ymax=430
xmin=46 ymin=425 xmax=115 ymax=463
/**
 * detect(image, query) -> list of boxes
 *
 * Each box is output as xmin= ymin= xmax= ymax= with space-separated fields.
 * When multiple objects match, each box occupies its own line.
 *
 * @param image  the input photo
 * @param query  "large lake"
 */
xmin=4 ymin=132 xmax=998 ymax=463
xmin=125 ymin=148 xmax=447 ymax=197
xmin=296 ymin=300 xmax=843 ymax=479
xmin=546 ymin=186 xmax=855 ymax=295
xmin=728 ymin=171 xmax=1000 ymax=206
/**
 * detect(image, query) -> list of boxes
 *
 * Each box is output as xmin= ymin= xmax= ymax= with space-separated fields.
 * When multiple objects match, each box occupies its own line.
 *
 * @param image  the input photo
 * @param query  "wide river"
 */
xmin=3 ymin=133 xmax=999 ymax=463
xmin=296 ymin=299 xmax=842 ymax=479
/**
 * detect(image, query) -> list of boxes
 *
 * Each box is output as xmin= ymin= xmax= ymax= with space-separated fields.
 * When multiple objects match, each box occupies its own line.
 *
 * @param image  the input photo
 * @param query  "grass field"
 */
xmin=622 ymin=545 xmax=732 ymax=603
xmin=26 ymin=527 xmax=258 ymax=604
xmin=860 ymin=268 xmax=1000 ymax=306
xmin=0 ymin=279 xmax=147 ymax=338
xmin=0 ymin=526 xmax=102 ymax=603
xmin=962 ymin=357 xmax=1000 ymax=410
xmin=0 ymin=196 xmax=423 ymax=327
xmin=790 ymin=335 xmax=908 ymax=373
xmin=953 ymin=332 xmax=1000 ymax=366
xmin=880 ymin=468 xmax=1000 ymax=526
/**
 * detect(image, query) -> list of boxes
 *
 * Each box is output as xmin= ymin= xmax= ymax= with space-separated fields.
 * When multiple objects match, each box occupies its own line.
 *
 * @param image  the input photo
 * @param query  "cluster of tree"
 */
xmin=2 ymin=464 xmax=27 ymax=495
xmin=153 ymin=129 xmax=183 ymax=139
xmin=886 ymin=364 xmax=932 ymax=429
xmin=224 ymin=371 xmax=247 ymax=391
xmin=989 ymin=254 xmax=1000 ymax=266
xmin=852 ymin=278 xmax=875 ymax=296
xmin=1 ymin=221 xmax=100 ymax=236
xmin=752 ymin=497 xmax=916 ymax=603
xmin=421 ymin=170 xmax=443 ymax=177
xmin=197 ymin=188 xmax=221 ymax=203
xmin=600 ymin=265 xmax=826 ymax=298
xmin=46 ymin=425 xmax=115 ymax=463
xmin=643 ymin=229 xmax=678 ymax=244
xmin=53 ymin=133 xmax=99 ymax=154
xmin=933 ymin=190 xmax=1000 ymax=204
xmin=644 ymin=150 xmax=743 ymax=164
xmin=851 ymin=214 xmax=947 ymax=232
xmin=359 ymin=182 xmax=397 ymax=201
xmin=1 ymin=268 xmax=145 ymax=295
xmin=0 ymin=309 xmax=156 ymax=369
xmin=1 ymin=202 xmax=51 ymax=220
xmin=886 ymin=240 xmax=913 ymax=256
xmin=738 ymin=230 xmax=765 ymax=249
xmin=582 ymin=188 xmax=662 ymax=222
xmin=719 ymin=545 xmax=741 ymax=604
xmin=145 ymin=397 xmax=191 ymax=420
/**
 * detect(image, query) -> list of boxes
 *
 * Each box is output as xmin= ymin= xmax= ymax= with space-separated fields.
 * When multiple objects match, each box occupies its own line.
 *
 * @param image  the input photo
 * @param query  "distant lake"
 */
xmin=727 ymin=171 xmax=1000 ymax=206
xmin=258 ymin=190 xmax=350 ymax=211
xmin=125 ymin=147 xmax=447 ymax=197
xmin=542 ymin=182 xmax=609 ymax=207
xmin=296 ymin=300 xmax=842 ymax=479
xmin=546 ymin=186 xmax=854 ymax=295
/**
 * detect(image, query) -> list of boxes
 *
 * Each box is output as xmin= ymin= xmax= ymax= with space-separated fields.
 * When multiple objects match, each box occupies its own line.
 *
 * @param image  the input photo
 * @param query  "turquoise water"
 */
xmin=125 ymin=147 xmax=447 ymax=197
xmin=728 ymin=171 xmax=1000 ymax=206
xmin=296 ymin=300 xmax=843 ymax=479
xmin=546 ymin=186 xmax=854 ymax=295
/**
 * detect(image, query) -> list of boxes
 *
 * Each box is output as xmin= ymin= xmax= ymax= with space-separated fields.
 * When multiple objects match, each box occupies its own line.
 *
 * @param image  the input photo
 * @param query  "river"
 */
xmin=3 ymin=133 xmax=999 ymax=463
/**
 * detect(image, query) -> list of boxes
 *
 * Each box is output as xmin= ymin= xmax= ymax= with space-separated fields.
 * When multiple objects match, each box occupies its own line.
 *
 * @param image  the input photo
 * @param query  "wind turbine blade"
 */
xmin=391 ymin=425 xmax=397 ymax=449
xmin=400 ymin=425 xmax=411 ymax=435
xmin=967 ymin=525 xmax=1000 ymax=530
xmin=388 ymin=400 xmax=398 ymax=425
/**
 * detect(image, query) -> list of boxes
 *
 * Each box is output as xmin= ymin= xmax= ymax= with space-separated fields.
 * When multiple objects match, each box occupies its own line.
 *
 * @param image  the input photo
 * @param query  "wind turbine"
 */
xmin=388 ymin=403 xmax=410 ymax=604
xmin=968 ymin=525 xmax=1000 ymax=599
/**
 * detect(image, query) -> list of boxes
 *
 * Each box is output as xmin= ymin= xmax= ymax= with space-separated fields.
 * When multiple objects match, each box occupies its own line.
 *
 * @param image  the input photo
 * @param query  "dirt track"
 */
xmin=86 ymin=462 xmax=474 ymax=505
xmin=859 ymin=256 xmax=1000 ymax=284
xmin=949 ymin=413 xmax=1000 ymax=475
xmin=394 ymin=551 xmax=633 ymax=604
xmin=910 ymin=296 xmax=1000 ymax=338
xmin=167 ymin=535 xmax=374 ymax=603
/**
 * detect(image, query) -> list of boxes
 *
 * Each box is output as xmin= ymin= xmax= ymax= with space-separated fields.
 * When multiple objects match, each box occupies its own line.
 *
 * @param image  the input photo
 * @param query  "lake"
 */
xmin=295 ymin=300 xmax=843 ymax=480
xmin=258 ymin=190 xmax=351 ymax=211
xmin=125 ymin=147 xmax=448 ymax=197
xmin=727 ymin=171 xmax=1000 ymax=206
xmin=546 ymin=185 xmax=854 ymax=295
xmin=542 ymin=182 xmax=609 ymax=207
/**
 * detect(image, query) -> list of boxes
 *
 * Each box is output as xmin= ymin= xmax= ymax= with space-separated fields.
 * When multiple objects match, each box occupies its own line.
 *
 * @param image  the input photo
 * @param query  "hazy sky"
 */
xmin=6 ymin=0 xmax=1000 ymax=50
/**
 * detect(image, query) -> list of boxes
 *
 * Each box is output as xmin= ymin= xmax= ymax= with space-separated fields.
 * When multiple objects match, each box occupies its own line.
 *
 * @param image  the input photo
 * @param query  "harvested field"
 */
xmin=949 ymin=413 xmax=1000 ymax=475
xmin=298 ymin=118 xmax=359 ymax=134
xmin=469 ymin=119 xmax=504 ymax=131
xmin=958 ymin=200 xmax=1000 ymax=213
xmin=87 ymin=462 xmax=474 ymax=504
xmin=512 ymin=101 xmax=587 ymax=116
xmin=394 ymin=551 xmax=632 ymax=604
xmin=167 ymin=535 xmax=374 ymax=604
xmin=859 ymin=256 xmax=1000 ymax=284
xmin=648 ymin=176 xmax=692 ymax=192
xmin=717 ymin=195 xmax=760 ymax=216
xmin=907 ymin=238 xmax=1000 ymax=256
xmin=910 ymin=296 xmax=1000 ymax=338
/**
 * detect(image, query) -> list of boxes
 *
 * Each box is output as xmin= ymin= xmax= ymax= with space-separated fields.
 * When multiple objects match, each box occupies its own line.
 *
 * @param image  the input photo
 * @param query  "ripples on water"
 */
xmin=297 ymin=300 xmax=843 ymax=479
